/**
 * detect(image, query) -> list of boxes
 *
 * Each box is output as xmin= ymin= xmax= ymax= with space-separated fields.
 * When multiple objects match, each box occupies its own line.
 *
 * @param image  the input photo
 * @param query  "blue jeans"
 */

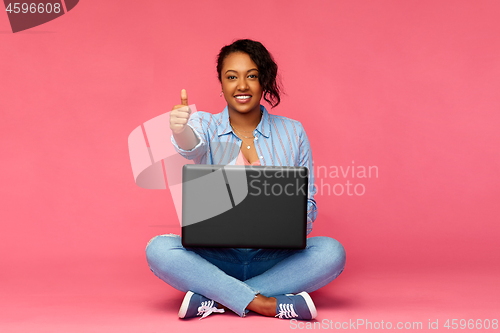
xmin=145 ymin=234 xmax=346 ymax=317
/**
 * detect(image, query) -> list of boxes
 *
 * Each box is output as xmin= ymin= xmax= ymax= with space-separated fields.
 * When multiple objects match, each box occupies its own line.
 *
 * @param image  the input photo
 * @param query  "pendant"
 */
xmin=246 ymin=145 xmax=251 ymax=149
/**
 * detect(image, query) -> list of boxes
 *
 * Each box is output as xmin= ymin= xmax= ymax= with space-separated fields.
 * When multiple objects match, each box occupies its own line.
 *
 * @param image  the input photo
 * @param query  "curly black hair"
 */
xmin=217 ymin=39 xmax=281 ymax=108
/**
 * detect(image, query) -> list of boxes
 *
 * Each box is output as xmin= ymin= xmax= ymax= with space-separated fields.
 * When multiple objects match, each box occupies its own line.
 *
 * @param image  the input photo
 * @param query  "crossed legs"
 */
xmin=145 ymin=234 xmax=345 ymax=317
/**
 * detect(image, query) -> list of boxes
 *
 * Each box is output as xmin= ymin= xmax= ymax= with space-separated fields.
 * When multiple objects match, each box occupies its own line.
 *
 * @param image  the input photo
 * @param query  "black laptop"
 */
xmin=181 ymin=164 xmax=308 ymax=249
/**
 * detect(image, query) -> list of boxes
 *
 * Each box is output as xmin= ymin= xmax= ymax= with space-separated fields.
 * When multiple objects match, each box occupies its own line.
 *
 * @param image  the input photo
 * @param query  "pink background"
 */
xmin=1 ymin=0 xmax=499 ymax=332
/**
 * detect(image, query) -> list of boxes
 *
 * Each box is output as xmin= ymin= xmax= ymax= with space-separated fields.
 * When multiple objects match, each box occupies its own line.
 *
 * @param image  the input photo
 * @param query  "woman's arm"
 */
xmin=297 ymin=122 xmax=318 ymax=235
xmin=172 ymin=126 xmax=199 ymax=152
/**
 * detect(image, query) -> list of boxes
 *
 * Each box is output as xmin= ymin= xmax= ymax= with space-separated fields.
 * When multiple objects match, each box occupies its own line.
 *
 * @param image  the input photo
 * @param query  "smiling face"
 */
xmin=221 ymin=52 xmax=263 ymax=115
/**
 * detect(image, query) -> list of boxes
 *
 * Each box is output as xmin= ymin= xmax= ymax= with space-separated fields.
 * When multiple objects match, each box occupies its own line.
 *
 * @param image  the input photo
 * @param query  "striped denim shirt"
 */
xmin=171 ymin=104 xmax=317 ymax=234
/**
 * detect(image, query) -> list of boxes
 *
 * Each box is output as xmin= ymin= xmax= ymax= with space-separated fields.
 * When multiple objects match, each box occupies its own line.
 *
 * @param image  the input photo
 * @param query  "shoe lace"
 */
xmin=197 ymin=300 xmax=225 ymax=320
xmin=275 ymin=303 xmax=298 ymax=319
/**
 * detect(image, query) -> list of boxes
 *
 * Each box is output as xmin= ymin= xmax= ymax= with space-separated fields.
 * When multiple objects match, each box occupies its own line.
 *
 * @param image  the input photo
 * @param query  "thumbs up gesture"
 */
xmin=170 ymin=89 xmax=192 ymax=134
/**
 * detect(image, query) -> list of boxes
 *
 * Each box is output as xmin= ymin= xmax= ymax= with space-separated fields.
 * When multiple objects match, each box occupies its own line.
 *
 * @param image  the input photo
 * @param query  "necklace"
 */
xmin=232 ymin=126 xmax=253 ymax=133
xmin=233 ymin=127 xmax=254 ymax=139
xmin=232 ymin=128 xmax=255 ymax=149
xmin=239 ymin=137 xmax=254 ymax=150
xmin=229 ymin=110 xmax=262 ymax=149
xmin=230 ymin=125 xmax=255 ymax=149
xmin=230 ymin=122 xmax=256 ymax=135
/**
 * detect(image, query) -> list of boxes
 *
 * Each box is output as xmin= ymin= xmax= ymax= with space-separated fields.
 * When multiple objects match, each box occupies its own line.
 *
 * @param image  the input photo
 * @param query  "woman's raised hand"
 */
xmin=170 ymin=89 xmax=192 ymax=134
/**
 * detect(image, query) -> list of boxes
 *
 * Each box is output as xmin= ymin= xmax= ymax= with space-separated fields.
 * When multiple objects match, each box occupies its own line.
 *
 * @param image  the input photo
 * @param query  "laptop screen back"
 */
xmin=182 ymin=164 xmax=308 ymax=249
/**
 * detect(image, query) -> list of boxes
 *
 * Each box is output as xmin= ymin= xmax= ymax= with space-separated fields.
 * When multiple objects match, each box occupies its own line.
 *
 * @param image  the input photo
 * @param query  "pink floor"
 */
xmin=2 ymin=255 xmax=498 ymax=333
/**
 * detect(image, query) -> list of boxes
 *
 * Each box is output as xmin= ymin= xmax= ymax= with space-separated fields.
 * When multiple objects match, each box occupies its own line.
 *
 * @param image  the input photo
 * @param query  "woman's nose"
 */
xmin=237 ymin=78 xmax=249 ymax=90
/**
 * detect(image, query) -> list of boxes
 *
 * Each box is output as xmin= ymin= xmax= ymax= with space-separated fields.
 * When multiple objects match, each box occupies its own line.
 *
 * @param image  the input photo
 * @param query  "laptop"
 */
xmin=181 ymin=164 xmax=308 ymax=249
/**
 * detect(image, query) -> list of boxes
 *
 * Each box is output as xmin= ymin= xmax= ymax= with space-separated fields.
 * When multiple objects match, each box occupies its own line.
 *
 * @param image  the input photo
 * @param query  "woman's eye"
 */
xmin=248 ymin=74 xmax=258 ymax=79
xmin=228 ymin=76 xmax=237 ymax=80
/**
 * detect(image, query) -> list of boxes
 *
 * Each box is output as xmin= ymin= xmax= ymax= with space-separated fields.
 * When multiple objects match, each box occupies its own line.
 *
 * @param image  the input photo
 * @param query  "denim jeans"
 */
xmin=145 ymin=234 xmax=346 ymax=317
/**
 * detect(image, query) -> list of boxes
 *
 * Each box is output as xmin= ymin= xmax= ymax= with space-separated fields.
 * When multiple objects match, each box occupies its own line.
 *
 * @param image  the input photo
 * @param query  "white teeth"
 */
xmin=235 ymin=96 xmax=251 ymax=99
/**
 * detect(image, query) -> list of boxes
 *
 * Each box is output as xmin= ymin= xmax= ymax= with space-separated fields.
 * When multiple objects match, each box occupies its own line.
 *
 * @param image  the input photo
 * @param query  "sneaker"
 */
xmin=178 ymin=291 xmax=225 ymax=320
xmin=273 ymin=292 xmax=317 ymax=320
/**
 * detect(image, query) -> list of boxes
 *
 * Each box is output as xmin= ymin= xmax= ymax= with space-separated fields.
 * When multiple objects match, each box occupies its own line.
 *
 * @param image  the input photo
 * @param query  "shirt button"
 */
xmin=259 ymin=156 xmax=263 ymax=159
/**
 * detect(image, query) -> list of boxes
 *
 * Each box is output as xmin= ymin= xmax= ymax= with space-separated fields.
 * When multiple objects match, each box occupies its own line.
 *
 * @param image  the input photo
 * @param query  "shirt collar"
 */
xmin=218 ymin=105 xmax=271 ymax=138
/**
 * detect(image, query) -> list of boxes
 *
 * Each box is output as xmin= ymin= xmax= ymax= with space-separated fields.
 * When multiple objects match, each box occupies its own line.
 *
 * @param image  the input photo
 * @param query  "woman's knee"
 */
xmin=308 ymin=236 xmax=346 ymax=270
xmin=145 ymin=233 xmax=182 ymax=268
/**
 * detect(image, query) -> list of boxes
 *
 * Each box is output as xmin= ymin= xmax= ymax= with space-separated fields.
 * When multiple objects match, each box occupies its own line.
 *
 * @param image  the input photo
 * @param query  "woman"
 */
xmin=146 ymin=39 xmax=346 ymax=320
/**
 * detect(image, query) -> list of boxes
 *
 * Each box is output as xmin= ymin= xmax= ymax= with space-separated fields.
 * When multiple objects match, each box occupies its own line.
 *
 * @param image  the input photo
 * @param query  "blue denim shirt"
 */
xmin=171 ymin=105 xmax=317 ymax=234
